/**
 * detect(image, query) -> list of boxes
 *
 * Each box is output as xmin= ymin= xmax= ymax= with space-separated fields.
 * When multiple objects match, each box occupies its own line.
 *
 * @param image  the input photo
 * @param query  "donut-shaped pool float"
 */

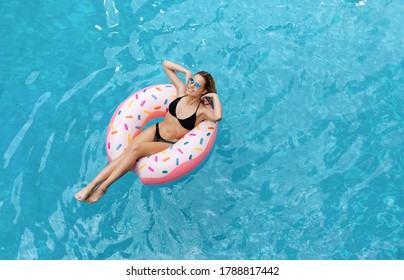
xmin=106 ymin=84 xmax=218 ymax=185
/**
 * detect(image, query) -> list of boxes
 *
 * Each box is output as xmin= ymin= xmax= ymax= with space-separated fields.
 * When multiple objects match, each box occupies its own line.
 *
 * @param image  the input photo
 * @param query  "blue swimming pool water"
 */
xmin=0 ymin=0 xmax=403 ymax=260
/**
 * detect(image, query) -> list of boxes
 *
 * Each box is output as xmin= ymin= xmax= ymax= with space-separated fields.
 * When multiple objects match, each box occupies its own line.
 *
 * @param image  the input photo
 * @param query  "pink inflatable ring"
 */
xmin=106 ymin=84 xmax=218 ymax=185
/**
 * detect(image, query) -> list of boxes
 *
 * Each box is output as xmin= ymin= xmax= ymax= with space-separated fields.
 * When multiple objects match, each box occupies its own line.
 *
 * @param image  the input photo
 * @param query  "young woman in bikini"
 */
xmin=74 ymin=60 xmax=222 ymax=203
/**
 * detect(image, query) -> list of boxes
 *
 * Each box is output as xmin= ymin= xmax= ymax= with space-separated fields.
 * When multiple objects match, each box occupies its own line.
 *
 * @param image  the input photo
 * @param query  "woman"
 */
xmin=75 ymin=60 xmax=222 ymax=203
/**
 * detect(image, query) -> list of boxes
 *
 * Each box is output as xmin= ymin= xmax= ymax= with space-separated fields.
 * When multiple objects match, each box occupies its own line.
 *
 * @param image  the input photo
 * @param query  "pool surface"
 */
xmin=0 ymin=0 xmax=403 ymax=259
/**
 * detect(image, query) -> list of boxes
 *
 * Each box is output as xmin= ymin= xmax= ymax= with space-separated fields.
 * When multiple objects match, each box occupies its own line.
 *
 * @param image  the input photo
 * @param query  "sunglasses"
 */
xmin=188 ymin=78 xmax=201 ymax=89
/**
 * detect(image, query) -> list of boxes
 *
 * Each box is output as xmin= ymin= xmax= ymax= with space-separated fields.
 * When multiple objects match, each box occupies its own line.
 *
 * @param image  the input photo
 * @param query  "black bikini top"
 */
xmin=168 ymin=96 xmax=201 ymax=130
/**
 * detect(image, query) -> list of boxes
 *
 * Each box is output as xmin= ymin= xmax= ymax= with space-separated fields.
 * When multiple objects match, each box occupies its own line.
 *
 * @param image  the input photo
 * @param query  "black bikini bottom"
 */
xmin=153 ymin=123 xmax=176 ymax=145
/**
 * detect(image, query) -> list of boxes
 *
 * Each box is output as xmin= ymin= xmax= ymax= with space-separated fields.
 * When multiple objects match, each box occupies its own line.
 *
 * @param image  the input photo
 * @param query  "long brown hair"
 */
xmin=195 ymin=71 xmax=216 ymax=93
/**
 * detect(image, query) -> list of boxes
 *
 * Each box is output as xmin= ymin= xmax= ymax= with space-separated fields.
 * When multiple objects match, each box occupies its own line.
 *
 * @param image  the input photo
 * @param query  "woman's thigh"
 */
xmin=134 ymin=141 xmax=172 ymax=158
xmin=127 ymin=124 xmax=172 ymax=156
xmin=130 ymin=124 xmax=156 ymax=145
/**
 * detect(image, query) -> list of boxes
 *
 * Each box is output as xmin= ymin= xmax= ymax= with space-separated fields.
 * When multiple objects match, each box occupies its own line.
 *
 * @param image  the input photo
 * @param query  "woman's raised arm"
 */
xmin=202 ymin=93 xmax=222 ymax=122
xmin=162 ymin=60 xmax=192 ymax=97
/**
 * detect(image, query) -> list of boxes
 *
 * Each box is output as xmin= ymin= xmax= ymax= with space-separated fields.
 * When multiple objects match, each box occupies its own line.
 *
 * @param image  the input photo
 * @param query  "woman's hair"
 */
xmin=195 ymin=71 xmax=217 ymax=93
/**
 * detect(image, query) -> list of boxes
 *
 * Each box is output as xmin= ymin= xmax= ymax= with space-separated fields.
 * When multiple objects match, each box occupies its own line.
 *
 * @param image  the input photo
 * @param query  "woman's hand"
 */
xmin=185 ymin=70 xmax=192 ymax=85
xmin=201 ymin=92 xmax=216 ymax=104
xmin=201 ymin=92 xmax=216 ymax=98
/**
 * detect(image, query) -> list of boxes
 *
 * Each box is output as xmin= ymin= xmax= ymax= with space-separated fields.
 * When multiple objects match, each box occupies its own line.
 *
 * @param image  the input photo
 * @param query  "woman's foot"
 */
xmin=74 ymin=183 xmax=97 ymax=201
xmin=85 ymin=186 xmax=107 ymax=203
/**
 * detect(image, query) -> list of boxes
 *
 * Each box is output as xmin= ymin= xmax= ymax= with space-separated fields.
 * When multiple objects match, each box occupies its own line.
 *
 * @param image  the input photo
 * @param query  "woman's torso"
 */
xmin=159 ymin=96 xmax=203 ymax=141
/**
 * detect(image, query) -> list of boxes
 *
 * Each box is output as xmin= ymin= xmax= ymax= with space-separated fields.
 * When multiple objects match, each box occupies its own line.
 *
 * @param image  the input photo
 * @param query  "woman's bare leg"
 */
xmin=74 ymin=153 xmax=125 ymax=201
xmin=75 ymin=125 xmax=159 ymax=202
xmin=85 ymin=141 xmax=170 ymax=203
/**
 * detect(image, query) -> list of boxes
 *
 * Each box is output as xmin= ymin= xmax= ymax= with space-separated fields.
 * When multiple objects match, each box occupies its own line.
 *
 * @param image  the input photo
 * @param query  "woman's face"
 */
xmin=186 ymin=74 xmax=207 ymax=96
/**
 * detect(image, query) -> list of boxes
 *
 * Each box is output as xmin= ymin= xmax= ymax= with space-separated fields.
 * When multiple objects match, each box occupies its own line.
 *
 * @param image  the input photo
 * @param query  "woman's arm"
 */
xmin=162 ymin=60 xmax=192 ymax=97
xmin=202 ymin=93 xmax=222 ymax=122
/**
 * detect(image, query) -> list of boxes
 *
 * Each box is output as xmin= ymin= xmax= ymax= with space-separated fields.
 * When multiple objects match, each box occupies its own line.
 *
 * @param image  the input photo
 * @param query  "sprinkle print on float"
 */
xmin=106 ymin=84 xmax=218 ymax=185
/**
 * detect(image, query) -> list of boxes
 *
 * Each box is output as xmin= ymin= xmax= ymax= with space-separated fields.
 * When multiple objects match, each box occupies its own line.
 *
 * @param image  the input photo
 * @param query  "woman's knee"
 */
xmin=127 ymin=142 xmax=141 ymax=154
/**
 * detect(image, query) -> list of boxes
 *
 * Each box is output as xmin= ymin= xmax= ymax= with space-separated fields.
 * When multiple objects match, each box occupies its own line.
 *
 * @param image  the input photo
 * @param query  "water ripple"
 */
xmin=48 ymin=201 xmax=66 ymax=240
xmin=17 ymin=228 xmax=38 ymax=260
xmin=10 ymin=173 xmax=23 ymax=225
xmin=24 ymin=70 xmax=40 ymax=85
xmin=38 ymin=132 xmax=55 ymax=173
xmin=3 ymin=91 xmax=51 ymax=169
xmin=104 ymin=0 xmax=120 ymax=28
xmin=55 ymin=68 xmax=107 ymax=110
